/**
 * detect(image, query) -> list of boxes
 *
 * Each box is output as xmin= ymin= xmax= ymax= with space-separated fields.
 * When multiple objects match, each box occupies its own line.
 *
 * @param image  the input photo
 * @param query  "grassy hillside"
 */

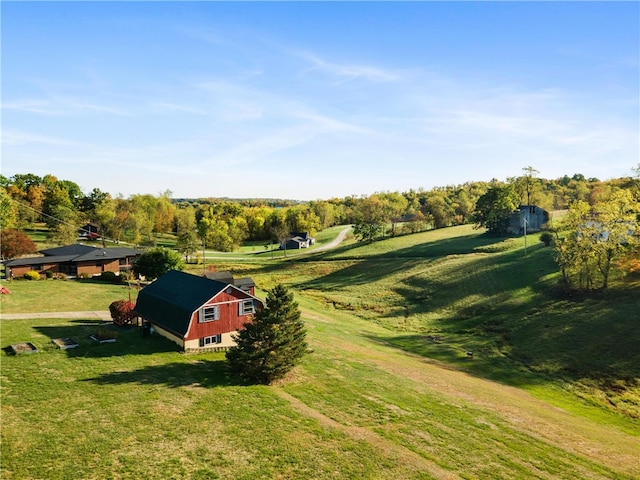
xmin=209 ymin=225 xmax=640 ymax=420
xmin=2 ymin=309 xmax=639 ymax=479
xmin=2 ymin=224 xmax=639 ymax=479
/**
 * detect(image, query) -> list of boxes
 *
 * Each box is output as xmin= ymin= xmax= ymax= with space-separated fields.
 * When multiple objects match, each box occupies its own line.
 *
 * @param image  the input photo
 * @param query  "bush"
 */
xmin=109 ymin=299 xmax=136 ymax=326
xmin=119 ymin=271 xmax=133 ymax=282
xmin=99 ymin=271 xmax=119 ymax=283
xmin=23 ymin=271 xmax=40 ymax=280
xmin=78 ymin=273 xmax=92 ymax=280
xmin=45 ymin=270 xmax=53 ymax=279
xmin=540 ymin=232 xmax=554 ymax=247
xmin=133 ymin=247 xmax=185 ymax=280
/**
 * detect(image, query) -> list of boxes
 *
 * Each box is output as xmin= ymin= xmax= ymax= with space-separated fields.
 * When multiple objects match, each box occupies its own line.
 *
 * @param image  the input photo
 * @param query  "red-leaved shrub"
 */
xmin=109 ymin=299 xmax=136 ymax=326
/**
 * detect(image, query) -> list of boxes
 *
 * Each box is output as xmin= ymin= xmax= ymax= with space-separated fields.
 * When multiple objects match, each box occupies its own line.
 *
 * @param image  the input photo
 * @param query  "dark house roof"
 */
xmin=3 ymin=244 xmax=142 ymax=267
xmin=233 ymin=277 xmax=256 ymax=292
xmin=40 ymin=244 xmax=141 ymax=261
xmin=290 ymin=231 xmax=312 ymax=240
xmin=204 ymin=271 xmax=256 ymax=292
xmin=134 ymin=270 xmax=229 ymax=337
xmin=4 ymin=255 xmax=77 ymax=267
xmin=203 ymin=271 xmax=234 ymax=284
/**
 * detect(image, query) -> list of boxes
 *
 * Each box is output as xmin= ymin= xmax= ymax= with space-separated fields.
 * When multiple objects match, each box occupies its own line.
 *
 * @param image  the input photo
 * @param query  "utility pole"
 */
xmin=523 ymin=214 xmax=528 ymax=257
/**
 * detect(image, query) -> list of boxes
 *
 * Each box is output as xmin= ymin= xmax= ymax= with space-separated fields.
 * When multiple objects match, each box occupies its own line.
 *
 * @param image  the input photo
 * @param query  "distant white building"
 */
xmin=280 ymin=231 xmax=315 ymax=250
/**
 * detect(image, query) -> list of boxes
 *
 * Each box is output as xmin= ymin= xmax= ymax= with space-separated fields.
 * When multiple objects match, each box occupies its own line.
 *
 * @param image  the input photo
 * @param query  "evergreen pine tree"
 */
xmin=226 ymin=284 xmax=309 ymax=384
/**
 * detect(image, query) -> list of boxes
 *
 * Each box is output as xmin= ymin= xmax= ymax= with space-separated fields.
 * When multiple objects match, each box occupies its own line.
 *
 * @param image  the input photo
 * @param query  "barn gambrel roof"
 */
xmin=134 ymin=270 xmax=262 ymax=337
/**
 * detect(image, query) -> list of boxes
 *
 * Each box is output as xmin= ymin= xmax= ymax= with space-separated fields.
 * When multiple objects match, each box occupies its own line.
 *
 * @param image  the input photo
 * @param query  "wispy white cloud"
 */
xmin=1 ymin=129 xmax=88 ymax=148
xmin=292 ymin=110 xmax=370 ymax=135
xmin=2 ymin=97 xmax=131 ymax=116
xmin=291 ymin=49 xmax=400 ymax=84
xmin=149 ymin=102 xmax=209 ymax=116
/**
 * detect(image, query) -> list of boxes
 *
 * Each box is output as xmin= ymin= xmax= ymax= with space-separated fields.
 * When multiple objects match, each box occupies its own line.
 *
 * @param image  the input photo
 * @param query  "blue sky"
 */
xmin=2 ymin=1 xmax=638 ymax=200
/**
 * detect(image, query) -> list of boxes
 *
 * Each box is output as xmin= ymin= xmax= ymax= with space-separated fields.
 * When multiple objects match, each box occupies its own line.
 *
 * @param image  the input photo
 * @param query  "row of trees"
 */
xmin=554 ymin=189 xmax=639 ymax=290
xmin=2 ymin=167 xmax=637 ymax=253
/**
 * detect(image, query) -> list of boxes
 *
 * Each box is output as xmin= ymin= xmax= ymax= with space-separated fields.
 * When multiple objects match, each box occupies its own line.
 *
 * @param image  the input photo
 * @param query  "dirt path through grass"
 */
xmin=275 ymin=388 xmax=461 ymax=480
xmin=299 ymin=308 xmax=640 ymax=477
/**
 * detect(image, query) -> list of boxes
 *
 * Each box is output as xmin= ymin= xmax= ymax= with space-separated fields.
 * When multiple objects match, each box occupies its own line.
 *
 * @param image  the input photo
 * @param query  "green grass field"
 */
xmin=0 ymin=279 xmax=139 ymax=314
xmin=2 ymin=224 xmax=639 ymax=479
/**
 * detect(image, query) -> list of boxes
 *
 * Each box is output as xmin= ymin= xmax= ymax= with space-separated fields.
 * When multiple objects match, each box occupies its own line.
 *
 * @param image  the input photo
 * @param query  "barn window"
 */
xmin=200 ymin=334 xmax=222 ymax=346
xmin=199 ymin=306 xmax=219 ymax=322
xmin=239 ymin=299 xmax=255 ymax=315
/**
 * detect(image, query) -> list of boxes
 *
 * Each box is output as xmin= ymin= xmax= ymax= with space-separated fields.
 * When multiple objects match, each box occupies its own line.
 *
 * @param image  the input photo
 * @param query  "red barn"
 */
xmin=134 ymin=270 xmax=263 ymax=352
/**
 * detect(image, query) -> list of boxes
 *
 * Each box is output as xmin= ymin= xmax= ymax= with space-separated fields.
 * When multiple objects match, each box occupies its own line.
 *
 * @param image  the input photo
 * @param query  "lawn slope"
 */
xmin=2 ymin=310 xmax=639 ymax=479
xmin=2 ymin=225 xmax=639 ymax=479
xmin=212 ymin=225 xmax=640 ymax=420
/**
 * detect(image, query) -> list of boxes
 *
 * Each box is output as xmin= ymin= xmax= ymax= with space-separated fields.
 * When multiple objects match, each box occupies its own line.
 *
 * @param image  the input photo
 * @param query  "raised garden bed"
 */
xmin=52 ymin=337 xmax=79 ymax=350
xmin=90 ymin=335 xmax=116 ymax=344
xmin=90 ymin=326 xmax=118 ymax=344
xmin=9 ymin=342 xmax=38 ymax=355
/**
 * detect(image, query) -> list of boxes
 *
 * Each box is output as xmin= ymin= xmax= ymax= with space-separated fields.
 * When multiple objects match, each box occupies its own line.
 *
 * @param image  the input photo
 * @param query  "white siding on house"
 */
xmin=153 ymin=325 xmax=185 ymax=349
xmin=184 ymin=331 xmax=239 ymax=351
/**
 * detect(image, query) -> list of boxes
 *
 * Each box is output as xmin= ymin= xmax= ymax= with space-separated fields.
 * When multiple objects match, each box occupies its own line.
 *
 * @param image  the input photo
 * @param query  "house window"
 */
xmin=200 ymin=334 xmax=222 ymax=347
xmin=239 ymin=299 xmax=255 ymax=315
xmin=199 ymin=306 xmax=219 ymax=323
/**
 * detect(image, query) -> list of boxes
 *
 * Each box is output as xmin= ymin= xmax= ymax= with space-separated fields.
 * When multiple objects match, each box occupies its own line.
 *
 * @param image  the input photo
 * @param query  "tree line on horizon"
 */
xmin=1 ymin=167 xmax=638 ymax=253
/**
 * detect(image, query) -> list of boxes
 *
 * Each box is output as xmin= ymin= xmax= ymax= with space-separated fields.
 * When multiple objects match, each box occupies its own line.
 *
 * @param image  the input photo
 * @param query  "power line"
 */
xmin=7 ymin=197 xmax=136 ymax=247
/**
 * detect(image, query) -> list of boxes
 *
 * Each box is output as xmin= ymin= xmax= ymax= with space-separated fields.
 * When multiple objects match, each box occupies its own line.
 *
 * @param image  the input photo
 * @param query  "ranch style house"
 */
xmin=3 ymin=244 xmax=142 ymax=279
xmin=134 ymin=270 xmax=264 ymax=352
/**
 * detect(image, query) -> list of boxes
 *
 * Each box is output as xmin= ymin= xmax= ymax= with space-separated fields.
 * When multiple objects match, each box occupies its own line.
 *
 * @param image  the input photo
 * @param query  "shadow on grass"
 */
xmin=82 ymin=359 xmax=236 ymax=388
xmin=33 ymin=320 xmax=181 ymax=358
xmin=315 ymin=229 xmax=504 ymax=260
xmin=295 ymin=232 xmax=513 ymax=289
xmin=366 ymin=282 xmax=640 ymax=394
xmin=391 ymin=244 xmax=554 ymax=316
xmin=289 ymin=229 xmax=640 ymax=408
xmin=365 ymin=332 xmax=551 ymax=389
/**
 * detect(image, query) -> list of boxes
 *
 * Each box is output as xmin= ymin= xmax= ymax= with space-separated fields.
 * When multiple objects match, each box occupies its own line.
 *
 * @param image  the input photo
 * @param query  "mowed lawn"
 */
xmin=210 ymin=225 xmax=640 ymax=421
xmin=2 ymin=309 xmax=639 ymax=479
xmin=2 ymin=225 xmax=639 ymax=479
xmin=0 ymin=279 xmax=139 ymax=314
